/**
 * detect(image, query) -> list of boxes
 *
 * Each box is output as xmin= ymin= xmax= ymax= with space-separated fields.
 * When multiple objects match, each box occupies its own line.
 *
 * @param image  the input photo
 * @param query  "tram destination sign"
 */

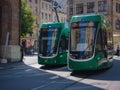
xmin=72 ymin=22 xmax=94 ymax=28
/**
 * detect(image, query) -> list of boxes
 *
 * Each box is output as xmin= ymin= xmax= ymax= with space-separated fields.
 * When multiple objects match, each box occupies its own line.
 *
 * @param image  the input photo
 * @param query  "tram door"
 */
xmin=101 ymin=27 xmax=113 ymax=59
xmin=0 ymin=7 xmax=1 ymax=29
xmin=0 ymin=7 xmax=2 ymax=46
xmin=101 ymin=28 xmax=108 ymax=58
xmin=59 ymin=35 xmax=68 ymax=53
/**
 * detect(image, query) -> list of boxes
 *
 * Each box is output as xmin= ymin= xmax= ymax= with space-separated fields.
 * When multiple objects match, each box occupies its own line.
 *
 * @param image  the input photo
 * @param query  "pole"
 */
xmin=53 ymin=6 xmax=60 ymax=22
xmin=1 ymin=32 xmax=9 ymax=63
xmin=52 ymin=0 xmax=60 ymax=22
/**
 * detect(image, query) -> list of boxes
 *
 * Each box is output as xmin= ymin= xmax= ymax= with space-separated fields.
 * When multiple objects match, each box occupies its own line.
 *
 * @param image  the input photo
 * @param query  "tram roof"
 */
xmin=40 ymin=22 xmax=64 ymax=28
xmin=40 ymin=22 xmax=70 ymax=36
xmin=71 ymin=14 xmax=105 ymax=23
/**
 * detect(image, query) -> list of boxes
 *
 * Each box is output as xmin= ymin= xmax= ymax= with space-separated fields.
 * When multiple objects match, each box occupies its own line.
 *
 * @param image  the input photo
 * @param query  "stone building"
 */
xmin=67 ymin=0 xmax=120 ymax=50
xmin=53 ymin=11 xmax=67 ymax=22
xmin=0 ymin=0 xmax=21 ymax=62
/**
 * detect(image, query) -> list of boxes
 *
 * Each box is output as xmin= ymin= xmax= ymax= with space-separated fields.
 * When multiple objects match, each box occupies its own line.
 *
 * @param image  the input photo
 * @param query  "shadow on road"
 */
xmin=0 ymin=56 xmax=120 ymax=90
xmin=0 ymin=61 xmax=104 ymax=90
xmin=40 ymin=65 xmax=66 ymax=70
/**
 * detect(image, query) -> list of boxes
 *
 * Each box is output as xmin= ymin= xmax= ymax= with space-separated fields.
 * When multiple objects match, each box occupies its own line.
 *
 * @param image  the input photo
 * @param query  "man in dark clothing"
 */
xmin=116 ymin=45 xmax=120 ymax=56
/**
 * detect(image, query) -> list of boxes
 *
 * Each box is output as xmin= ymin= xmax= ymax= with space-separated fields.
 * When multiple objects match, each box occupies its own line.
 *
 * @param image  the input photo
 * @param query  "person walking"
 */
xmin=116 ymin=45 xmax=120 ymax=56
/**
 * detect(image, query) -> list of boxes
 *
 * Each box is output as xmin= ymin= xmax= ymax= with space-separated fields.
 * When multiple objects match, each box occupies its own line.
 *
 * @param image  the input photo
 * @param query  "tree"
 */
xmin=21 ymin=0 xmax=36 ymax=37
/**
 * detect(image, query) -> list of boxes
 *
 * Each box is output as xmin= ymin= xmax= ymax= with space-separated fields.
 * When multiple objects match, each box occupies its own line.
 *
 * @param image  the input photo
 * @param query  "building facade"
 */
xmin=40 ymin=0 xmax=53 ymax=23
xmin=53 ymin=11 xmax=67 ymax=22
xmin=67 ymin=0 xmax=120 ymax=50
xmin=0 ymin=0 xmax=21 ymax=62
xmin=26 ymin=0 xmax=41 ymax=51
xmin=26 ymin=0 xmax=67 ymax=51
xmin=27 ymin=0 xmax=67 ymax=25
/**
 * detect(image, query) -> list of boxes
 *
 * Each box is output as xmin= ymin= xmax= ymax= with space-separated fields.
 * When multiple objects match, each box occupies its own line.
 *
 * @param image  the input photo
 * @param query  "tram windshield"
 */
xmin=39 ymin=28 xmax=60 ymax=57
xmin=70 ymin=21 xmax=98 ymax=59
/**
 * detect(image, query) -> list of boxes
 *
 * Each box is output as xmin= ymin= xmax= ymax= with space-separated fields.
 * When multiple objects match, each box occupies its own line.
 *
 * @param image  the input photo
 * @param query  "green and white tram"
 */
xmin=68 ymin=14 xmax=113 ymax=70
xmin=38 ymin=22 xmax=69 ymax=65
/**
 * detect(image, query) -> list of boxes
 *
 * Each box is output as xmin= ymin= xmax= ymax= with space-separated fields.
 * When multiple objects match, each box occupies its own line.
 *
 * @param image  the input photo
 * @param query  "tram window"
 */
xmin=107 ymin=31 xmax=113 ymax=50
xmin=102 ymin=28 xmax=107 ymax=49
xmin=95 ymin=30 xmax=102 ymax=52
xmin=101 ymin=27 xmax=109 ymax=58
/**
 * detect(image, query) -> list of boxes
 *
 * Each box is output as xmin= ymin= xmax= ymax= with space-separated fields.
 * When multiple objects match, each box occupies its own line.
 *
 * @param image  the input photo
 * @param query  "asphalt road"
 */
xmin=0 ymin=55 xmax=120 ymax=90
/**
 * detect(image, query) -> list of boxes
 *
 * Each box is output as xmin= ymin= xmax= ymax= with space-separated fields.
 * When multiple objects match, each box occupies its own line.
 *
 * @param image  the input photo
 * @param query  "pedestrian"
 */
xmin=104 ymin=45 xmax=107 ymax=58
xmin=20 ymin=45 xmax=24 ymax=61
xmin=116 ymin=45 xmax=120 ymax=56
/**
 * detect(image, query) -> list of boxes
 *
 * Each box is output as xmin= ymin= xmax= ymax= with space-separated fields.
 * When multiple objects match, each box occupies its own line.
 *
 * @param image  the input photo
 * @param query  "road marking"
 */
xmin=31 ymin=81 xmax=56 ymax=90
xmin=50 ymin=76 xmax=59 ymax=79
xmin=25 ymin=69 xmax=32 ymax=71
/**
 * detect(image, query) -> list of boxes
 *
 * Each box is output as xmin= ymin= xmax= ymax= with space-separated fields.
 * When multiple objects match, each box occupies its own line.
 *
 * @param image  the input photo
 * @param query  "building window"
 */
xmin=46 ymin=4 xmax=48 ymax=10
xmin=116 ymin=20 xmax=120 ymax=29
xmin=42 ymin=2 xmax=44 ymax=9
xmin=69 ymin=7 xmax=73 ymax=15
xmin=35 ymin=0 xmax=38 ymax=4
xmin=29 ymin=0 xmax=32 ymax=2
xmin=49 ymin=14 xmax=51 ymax=20
xmin=35 ymin=7 xmax=38 ymax=15
xmin=35 ymin=20 xmax=38 ymax=25
xmin=41 ymin=12 xmax=44 ymax=19
xmin=47 ymin=14 xmax=49 ymax=20
xmin=45 ymin=13 xmax=47 ymax=19
xmin=69 ymin=0 xmax=73 ymax=4
xmin=116 ymin=3 xmax=120 ymax=13
xmin=76 ymin=3 xmax=83 ymax=14
xmin=44 ymin=3 xmax=47 ymax=10
xmin=87 ymin=2 xmax=95 ymax=13
xmin=98 ymin=1 xmax=107 ymax=12
xmin=49 ymin=5 xmax=51 ymax=11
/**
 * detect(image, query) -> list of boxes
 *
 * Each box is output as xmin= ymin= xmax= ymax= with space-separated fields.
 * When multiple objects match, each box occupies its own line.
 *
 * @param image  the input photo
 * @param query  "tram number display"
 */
xmin=42 ymin=28 xmax=58 ymax=32
xmin=72 ymin=22 xmax=94 ymax=28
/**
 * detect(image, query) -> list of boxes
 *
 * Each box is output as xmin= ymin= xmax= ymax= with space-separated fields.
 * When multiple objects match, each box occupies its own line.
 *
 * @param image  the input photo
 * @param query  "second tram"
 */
xmin=38 ymin=22 xmax=69 ymax=65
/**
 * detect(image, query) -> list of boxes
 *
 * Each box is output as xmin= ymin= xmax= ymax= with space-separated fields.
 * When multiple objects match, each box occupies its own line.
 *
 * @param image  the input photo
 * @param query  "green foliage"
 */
xmin=21 ymin=0 xmax=36 ymax=37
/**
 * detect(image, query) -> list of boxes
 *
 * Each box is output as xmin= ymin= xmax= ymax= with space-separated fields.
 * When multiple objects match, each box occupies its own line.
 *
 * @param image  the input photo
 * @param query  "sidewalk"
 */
xmin=0 ymin=55 xmax=119 ymax=70
xmin=0 ymin=54 xmax=38 ymax=70
xmin=113 ymin=55 xmax=120 ymax=60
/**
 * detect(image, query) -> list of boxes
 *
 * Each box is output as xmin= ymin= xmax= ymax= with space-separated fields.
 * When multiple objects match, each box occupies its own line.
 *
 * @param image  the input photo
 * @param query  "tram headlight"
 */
xmin=97 ymin=57 xmax=101 ymax=60
xmin=60 ymin=55 xmax=63 ymax=58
